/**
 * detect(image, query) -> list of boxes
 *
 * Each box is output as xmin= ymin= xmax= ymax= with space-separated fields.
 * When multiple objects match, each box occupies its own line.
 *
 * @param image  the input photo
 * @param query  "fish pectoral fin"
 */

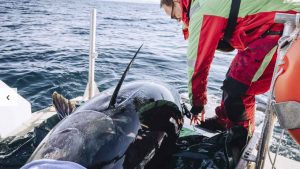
xmin=52 ymin=91 xmax=76 ymax=119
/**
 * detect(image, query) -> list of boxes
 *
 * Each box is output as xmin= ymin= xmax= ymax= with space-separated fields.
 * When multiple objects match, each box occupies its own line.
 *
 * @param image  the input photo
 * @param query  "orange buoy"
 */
xmin=274 ymin=36 xmax=300 ymax=145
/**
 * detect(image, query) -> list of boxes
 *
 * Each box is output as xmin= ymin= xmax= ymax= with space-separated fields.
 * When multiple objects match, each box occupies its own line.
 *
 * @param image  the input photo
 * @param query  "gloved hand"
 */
xmin=190 ymin=105 xmax=205 ymax=125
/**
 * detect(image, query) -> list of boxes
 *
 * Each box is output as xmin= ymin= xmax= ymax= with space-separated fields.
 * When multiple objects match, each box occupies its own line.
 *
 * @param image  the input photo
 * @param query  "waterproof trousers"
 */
xmin=215 ymin=32 xmax=282 ymax=133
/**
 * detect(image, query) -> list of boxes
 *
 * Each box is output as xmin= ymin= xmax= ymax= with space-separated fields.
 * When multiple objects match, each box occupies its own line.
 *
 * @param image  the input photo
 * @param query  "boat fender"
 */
xmin=274 ymin=36 xmax=300 ymax=145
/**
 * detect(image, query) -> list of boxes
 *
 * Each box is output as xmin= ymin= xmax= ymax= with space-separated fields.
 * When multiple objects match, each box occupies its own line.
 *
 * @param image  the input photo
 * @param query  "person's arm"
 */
xmin=187 ymin=15 xmax=226 ymax=109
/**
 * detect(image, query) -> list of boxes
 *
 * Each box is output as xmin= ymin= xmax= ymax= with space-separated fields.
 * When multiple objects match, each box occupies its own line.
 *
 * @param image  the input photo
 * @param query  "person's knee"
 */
xmin=224 ymin=95 xmax=249 ymax=122
xmin=222 ymin=76 xmax=250 ymax=122
xmin=222 ymin=76 xmax=248 ymax=97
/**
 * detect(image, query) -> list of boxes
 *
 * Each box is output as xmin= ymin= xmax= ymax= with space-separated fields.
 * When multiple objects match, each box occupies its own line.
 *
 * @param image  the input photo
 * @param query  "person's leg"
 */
xmin=220 ymin=77 xmax=255 ymax=131
xmin=213 ymin=33 xmax=281 ymax=132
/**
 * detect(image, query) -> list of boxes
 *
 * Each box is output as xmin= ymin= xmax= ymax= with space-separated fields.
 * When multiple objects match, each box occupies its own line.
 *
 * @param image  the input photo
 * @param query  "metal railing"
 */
xmin=255 ymin=13 xmax=300 ymax=169
xmin=84 ymin=9 xmax=100 ymax=100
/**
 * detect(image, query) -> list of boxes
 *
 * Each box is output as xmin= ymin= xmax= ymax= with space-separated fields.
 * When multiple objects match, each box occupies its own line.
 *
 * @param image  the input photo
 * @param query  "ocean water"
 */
xmin=0 ymin=0 xmax=299 ymax=163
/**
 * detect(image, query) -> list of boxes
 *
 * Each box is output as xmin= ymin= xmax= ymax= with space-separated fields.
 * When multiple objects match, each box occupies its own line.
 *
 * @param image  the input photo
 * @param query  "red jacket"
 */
xmin=181 ymin=0 xmax=299 ymax=107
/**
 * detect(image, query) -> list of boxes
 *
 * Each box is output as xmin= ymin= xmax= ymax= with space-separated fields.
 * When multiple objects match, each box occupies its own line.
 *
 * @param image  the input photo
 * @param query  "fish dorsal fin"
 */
xmin=108 ymin=44 xmax=143 ymax=109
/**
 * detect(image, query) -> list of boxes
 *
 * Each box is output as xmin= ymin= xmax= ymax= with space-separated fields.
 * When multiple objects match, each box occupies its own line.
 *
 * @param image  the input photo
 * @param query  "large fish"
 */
xmin=26 ymin=46 xmax=184 ymax=169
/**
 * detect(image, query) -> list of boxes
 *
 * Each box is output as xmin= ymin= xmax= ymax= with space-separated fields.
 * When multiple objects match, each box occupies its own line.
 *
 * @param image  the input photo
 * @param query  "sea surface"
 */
xmin=0 ymin=0 xmax=299 ymax=163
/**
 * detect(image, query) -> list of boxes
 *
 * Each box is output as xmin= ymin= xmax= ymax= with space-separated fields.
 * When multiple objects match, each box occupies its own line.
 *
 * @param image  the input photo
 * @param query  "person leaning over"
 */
xmin=160 ymin=0 xmax=300 ymax=134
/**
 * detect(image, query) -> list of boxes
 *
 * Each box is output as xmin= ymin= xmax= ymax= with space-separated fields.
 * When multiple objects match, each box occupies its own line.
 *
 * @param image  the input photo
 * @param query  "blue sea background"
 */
xmin=0 ymin=0 xmax=299 ymax=163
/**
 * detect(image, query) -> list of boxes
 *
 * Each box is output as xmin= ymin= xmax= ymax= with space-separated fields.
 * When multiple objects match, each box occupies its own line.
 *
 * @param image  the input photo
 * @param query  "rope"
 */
xmin=271 ymin=129 xmax=285 ymax=169
xmin=266 ymin=129 xmax=285 ymax=169
xmin=267 ymin=150 xmax=276 ymax=169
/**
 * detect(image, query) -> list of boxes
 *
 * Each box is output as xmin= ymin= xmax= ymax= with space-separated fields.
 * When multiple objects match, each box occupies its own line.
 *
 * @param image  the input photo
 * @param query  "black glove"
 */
xmin=190 ymin=105 xmax=204 ymax=116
